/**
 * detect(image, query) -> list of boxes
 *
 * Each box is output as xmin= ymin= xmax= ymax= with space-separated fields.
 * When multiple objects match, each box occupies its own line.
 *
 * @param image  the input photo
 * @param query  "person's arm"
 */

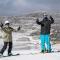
xmin=50 ymin=16 xmax=54 ymax=24
xmin=12 ymin=26 xmax=21 ymax=32
xmin=0 ymin=22 xmax=3 ymax=28
xmin=17 ymin=26 xmax=21 ymax=31
xmin=36 ymin=19 xmax=44 ymax=26
xmin=0 ymin=22 xmax=6 ymax=32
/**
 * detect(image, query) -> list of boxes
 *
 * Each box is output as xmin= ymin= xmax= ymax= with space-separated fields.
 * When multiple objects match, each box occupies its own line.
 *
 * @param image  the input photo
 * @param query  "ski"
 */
xmin=0 ymin=53 xmax=20 ymax=58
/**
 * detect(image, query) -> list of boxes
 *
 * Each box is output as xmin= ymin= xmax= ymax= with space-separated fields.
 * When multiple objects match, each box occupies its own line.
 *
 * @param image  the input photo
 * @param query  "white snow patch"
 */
xmin=0 ymin=44 xmax=60 ymax=60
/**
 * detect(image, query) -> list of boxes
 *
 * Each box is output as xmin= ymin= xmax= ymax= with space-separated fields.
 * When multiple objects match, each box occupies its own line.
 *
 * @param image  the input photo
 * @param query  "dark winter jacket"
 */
xmin=36 ymin=16 xmax=54 ymax=34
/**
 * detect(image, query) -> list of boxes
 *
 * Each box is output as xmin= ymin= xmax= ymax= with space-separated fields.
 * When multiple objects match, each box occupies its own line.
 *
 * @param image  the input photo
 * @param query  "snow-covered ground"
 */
xmin=0 ymin=44 xmax=60 ymax=60
xmin=0 ymin=31 xmax=60 ymax=60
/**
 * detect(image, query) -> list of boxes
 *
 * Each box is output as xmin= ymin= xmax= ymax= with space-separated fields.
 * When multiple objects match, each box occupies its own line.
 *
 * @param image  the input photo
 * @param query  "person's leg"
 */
xmin=0 ymin=42 xmax=8 ymax=54
xmin=40 ymin=34 xmax=45 ymax=53
xmin=8 ymin=42 xmax=12 ymax=55
xmin=45 ymin=34 xmax=51 ymax=52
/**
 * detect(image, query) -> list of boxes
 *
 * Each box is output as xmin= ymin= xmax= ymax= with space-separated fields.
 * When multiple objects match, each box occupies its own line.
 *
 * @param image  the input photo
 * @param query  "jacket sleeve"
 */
xmin=11 ymin=26 xmax=21 ymax=32
xmin=0 ymin=22 xmax=3 ymax=28
xmin=50 ymin=16 xmax=54 ymax=24
xmin=1 ymin=27 xmax=7 ymax=33
xmin=36 ymin=19 xmax=44 ymax=26
xmin=10 ymin=27 xmax=17 ymax=32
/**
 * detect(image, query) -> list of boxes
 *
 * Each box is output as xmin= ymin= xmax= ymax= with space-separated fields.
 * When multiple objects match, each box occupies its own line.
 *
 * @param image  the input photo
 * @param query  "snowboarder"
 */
xmin=36 ymin=13 xmax=54 ymax=53
xmin=0 ymin=21 xmax=20 ymax=56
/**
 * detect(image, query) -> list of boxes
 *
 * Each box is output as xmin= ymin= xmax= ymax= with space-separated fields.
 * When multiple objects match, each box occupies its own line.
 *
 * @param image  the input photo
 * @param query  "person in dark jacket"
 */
xmin=36 ymin=14 xmax=54 ymax=53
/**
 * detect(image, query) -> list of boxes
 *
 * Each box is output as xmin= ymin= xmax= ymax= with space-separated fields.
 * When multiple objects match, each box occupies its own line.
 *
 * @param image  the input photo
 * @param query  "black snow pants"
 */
xmin=0 ymin=42 xmax=12 ymax=54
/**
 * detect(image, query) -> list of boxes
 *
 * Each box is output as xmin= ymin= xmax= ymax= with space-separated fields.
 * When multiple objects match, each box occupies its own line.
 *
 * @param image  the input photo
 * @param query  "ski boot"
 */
xmin=41 ymin=50 xmax=45 ymax=53
xmin=8 ymin=53 xmax=13 ymax=56
xmin=0 ymin=53 xmax=3 ymax=57
xmin=46 ymin=50 xmax=51 ymax=53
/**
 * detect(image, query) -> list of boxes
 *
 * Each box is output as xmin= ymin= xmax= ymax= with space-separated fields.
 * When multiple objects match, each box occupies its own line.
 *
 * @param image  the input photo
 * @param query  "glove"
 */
xmin=50 ymin=16 xmax=53 ymax=19
xmin=36 ymin=18 xmax=39 ymax=23
xmin=0 ymin=23 xmax=3 ymax=28
xmin=36 ymin=18 xmax=39 ymax=21
xmin=17 ymin=26 xmax=21 ymax=31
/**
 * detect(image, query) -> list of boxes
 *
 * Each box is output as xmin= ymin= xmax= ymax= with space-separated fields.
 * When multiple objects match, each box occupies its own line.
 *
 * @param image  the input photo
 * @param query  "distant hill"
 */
xmin=0 ymin=10 xmax=60 ymax=24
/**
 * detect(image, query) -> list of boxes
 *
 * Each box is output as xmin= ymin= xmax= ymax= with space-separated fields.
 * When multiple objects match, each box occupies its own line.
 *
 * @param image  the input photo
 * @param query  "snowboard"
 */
xmin=42 ymin=50 xmax=60 ymax=53
xmin=0 ymin=53 xmax=20 ymax=58
xmin=51 ymin=50 xmax=60 ymax=53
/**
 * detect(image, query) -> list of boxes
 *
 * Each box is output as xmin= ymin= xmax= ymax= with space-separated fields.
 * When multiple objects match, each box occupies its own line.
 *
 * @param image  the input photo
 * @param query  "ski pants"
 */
xmin=40 ymin=34 xmax=51 ymax=51
xmin=0 ymin=42 xmax=12 ymax=54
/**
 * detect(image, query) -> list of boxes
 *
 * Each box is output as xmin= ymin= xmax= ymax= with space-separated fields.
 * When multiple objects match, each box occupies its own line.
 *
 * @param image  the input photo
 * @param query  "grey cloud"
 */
xmin=0 ymin=0 xmax=60 ymax=16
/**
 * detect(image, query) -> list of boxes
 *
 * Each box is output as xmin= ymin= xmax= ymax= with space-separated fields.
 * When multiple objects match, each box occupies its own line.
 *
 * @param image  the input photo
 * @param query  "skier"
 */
xmin=36 ymin=14 xmax=54 ymax=53
xmin=0 ymin=21 xmax=20 ymax=56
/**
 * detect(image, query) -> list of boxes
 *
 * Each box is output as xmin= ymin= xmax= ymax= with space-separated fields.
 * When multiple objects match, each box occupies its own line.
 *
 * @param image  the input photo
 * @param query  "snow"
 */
xmin=0 ymin=27 xmax=60 ymax=60
xmin=0 ymin=32 xmax=60 ymax=60
xmin=0 ymin=44 xmax=60 ymax=60
xmin=0 ymin=50 xmax=60 ymax=60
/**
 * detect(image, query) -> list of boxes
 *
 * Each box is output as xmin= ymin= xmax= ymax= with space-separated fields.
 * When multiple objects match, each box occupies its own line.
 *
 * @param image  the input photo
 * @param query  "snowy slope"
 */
xmin=0 ymin=32 xmax=60 ymax=60
xmin=0 ymin=44 xmax=60 ymax=60
xmin=0 ymin=50 xmax=60 ymax=60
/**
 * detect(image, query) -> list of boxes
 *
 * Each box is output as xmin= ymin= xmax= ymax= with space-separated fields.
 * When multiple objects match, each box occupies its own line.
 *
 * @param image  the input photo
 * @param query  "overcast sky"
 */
xmin=0 ymin=0 xmax=60 ymax=16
